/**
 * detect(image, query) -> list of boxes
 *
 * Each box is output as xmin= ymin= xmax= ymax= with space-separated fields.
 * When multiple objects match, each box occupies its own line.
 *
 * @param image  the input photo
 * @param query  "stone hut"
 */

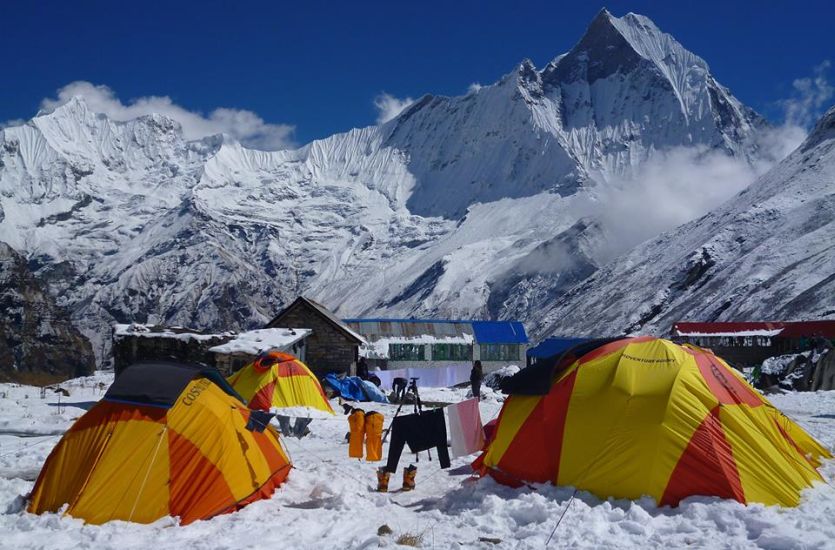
xmin=266 ymin=297 xmax=364 ymax=376
xmin=112 ymin=324 xmax=230 ymax=377
xmin=112 ymin=324 xmax=310 ymax=377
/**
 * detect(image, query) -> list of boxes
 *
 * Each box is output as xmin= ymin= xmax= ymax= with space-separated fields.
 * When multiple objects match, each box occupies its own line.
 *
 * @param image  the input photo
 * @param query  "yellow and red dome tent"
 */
xmin=28 ymin=362 xmax=291 ymax=525
xmin=479 ymin=337 xmax=831 ymax=507
xmin=227 ymin=351 xmax=334 ymax=415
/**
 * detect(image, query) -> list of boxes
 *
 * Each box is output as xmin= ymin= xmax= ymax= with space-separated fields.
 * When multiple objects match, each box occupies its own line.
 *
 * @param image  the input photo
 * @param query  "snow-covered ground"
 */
xmin=1 ymin=374 xmax=834 ymax=549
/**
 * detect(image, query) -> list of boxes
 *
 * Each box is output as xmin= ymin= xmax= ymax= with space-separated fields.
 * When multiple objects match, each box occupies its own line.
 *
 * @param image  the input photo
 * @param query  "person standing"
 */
xmin=470 ymin=360 xmax=483 ymax=400
xmin=356 ymin=356 xmax=369 ymax=380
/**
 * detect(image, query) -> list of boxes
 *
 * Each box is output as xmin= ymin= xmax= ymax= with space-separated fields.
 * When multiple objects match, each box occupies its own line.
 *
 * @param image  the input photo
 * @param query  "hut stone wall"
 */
xmin=267 ymin=302 xmax=357 ymax=376
xmin=112 ymin=332 xmax=227 ymax=377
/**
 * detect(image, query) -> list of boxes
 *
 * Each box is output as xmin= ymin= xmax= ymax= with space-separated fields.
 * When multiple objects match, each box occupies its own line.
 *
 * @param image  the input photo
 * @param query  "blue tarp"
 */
xmin=527 ymin=337 xmax=590 ymax=359
xmin=323 ymin=374 xmax=389 ymax=403
xmin=323 ymin=374 xmax=366 ymax=401
xmin=471 ymin=321 xmax=529 ymax=344
xmin=360 ymin=380 xmax=389 ymax=403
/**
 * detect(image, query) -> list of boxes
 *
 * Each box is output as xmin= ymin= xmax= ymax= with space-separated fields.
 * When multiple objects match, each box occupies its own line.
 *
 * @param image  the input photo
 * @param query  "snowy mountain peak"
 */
xmin=35 ymin=94 xmax=88 ymax=118
xmin=549 ymin=8 xmax=708 ymax=90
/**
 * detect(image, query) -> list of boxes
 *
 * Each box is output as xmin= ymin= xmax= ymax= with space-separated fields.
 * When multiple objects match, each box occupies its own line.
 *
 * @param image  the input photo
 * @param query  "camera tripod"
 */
xmin=381 ymin=377 xmax=425 ymax=446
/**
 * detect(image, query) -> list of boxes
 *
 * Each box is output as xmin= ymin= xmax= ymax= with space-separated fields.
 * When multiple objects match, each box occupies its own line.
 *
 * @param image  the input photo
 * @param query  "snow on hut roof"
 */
xmin=209 ymin=328 xmax=311 ymax=355
xmin=113 ymin=323 xmax=233 ymax=342
xmin=676 ymin=329 xmax=784 ymax=337
xmin=673 ymin=321 xmax=835 ymax=338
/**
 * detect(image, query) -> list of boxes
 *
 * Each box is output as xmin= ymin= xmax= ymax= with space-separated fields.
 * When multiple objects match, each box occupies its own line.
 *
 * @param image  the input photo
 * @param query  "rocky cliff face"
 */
xmin=0 ymin=242 xmax=95 ymax=383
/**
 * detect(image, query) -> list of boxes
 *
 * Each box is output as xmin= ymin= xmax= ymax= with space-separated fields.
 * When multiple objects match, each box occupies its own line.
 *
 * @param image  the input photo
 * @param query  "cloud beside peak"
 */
xmin=374 ymin=92 xmax=415 ymax=124
xmin=39 ymin=81 xmax=295 ymax=151
xmin=780 ymin=60 xmax=833 ymax=129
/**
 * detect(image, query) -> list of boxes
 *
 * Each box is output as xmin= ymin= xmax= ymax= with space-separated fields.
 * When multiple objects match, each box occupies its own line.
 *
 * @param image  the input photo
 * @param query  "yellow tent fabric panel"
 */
xmin=28 ymin=405 xmax=171 ymax=524
xmin=226 ymin=367 xmax=262 ymax=403
xmin=70 ymin=419 xmax=171 ymax=524
xmin=719 ymin=405 xmax=823 ymax=506
xmin=167 ymin=380 xmax=275 ymax=501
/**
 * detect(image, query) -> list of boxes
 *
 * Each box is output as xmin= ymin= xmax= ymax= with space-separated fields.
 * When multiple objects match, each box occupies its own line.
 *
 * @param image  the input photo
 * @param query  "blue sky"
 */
xmin=2 ymin=0 xmax=833 ymax=146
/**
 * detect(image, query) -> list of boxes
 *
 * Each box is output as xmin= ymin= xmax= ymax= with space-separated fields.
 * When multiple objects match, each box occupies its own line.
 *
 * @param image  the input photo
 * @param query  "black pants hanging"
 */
xmin=385 ymin=408 xmax=450 ymax=473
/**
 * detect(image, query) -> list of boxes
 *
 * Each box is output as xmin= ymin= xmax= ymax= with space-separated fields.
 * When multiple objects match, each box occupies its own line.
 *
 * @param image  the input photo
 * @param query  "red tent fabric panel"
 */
xmin=495 ymin=370 xmax=578 ymax=483
xmin=249 ymin=381 xmax=276 ymax=410
xmin=168 ymin=429 xmax=236 ymax=525
xmin=275 ymin=361 xmax=310 ymax=377
xmin=660 ymin=407 xmax=744 ymax=506
xmin=690 ymin=351 xmax=762 ymax=407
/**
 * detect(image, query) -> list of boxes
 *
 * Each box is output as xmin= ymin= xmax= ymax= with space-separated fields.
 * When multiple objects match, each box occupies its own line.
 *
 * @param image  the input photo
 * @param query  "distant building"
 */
xmin=673 ymin=321 xmax=835 ymax=367
xmin=112 ymin=324 xmax=310 ymax=377
xmin=265 ymin=297 xmax=365 ymax=376
xmin=344 ymin=318 xmax=529 ymax=373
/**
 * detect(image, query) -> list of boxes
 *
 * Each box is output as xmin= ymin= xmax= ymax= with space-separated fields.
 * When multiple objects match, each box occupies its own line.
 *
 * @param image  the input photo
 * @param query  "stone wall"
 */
xmin=213 ymin=352 xmax=256 ymax=376
xmin=267 ymin=302 xmax=357 ymax=376
xmin=112 ymin=333 xmax=227 ymax=377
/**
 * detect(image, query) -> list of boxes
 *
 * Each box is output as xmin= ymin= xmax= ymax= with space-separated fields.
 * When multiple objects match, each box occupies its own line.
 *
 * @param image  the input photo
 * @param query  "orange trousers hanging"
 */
xmin=348 ymin=410 xmax=365 ymax=458
xmin=365 ymin=412 xmax=383 ymax=462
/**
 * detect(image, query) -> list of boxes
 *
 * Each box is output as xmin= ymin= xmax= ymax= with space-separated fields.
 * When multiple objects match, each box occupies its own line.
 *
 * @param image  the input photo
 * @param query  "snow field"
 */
xmin=1 ymin=375 xmax=834 ymax=549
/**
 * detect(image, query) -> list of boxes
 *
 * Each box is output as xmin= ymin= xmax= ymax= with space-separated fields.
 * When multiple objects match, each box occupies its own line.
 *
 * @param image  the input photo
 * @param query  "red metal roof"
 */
xmin=673 ymin=321 xmax=835 ymax=338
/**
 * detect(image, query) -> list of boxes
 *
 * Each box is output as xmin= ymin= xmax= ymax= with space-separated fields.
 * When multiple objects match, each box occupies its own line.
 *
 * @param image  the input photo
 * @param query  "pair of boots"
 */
xmin=348 ymin=409 xmax=383 ymax=461
xmin=376 ymin=465 xmax=416 ymax=492
xmin=276 ymin=416 xmax=312 ymax=439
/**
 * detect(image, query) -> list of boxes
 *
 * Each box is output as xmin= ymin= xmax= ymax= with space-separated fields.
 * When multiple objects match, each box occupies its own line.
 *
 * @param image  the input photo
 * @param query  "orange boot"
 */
xmin=402 ymin=465 xmax=417 ymax=491
xmin=348 ymin=409 xmax=365 ymax=459
xmin=376 ymin=468 xmax=391 ymax=492
xmin=364 ymin=411 xmax=384 ymax=461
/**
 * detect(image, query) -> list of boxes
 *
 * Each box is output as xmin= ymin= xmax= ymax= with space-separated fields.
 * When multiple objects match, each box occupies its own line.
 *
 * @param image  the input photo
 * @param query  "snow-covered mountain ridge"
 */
xmin=538 ymin=105 xmax=835 ymax=337
xmin=0 ymin=10 xmax=786 ymax=356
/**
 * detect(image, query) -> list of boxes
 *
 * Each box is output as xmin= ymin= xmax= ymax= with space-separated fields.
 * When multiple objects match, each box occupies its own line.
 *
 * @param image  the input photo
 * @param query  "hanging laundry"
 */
xmin=365 ymin=411 xmax=384 ymax=461
xmin=348 ymin=409 xmax=365 ymax=458
xmin=447 ymin=398 xmax=485 ymax=457
xmin=385 ymin=409 xmax=450 ymax=473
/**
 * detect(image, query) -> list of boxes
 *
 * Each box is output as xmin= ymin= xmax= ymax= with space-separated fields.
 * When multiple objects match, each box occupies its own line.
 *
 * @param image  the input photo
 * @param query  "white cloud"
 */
xmin=38 ymin=81 xmax=295 ymax=150
xmin=579 ymin=62 xmax=834 ymax=263
xmin=780 ymin=60 xmax=833 ymax=129
xmin=582 ymin=147 xmax=762 ymax=262
xmin=467 ymin=83 xmax=483 ymax=94
xmin=0 ymin=118 xmax=26 ymax=129
xmin=373 ymin=92 xmax=415 ymax=124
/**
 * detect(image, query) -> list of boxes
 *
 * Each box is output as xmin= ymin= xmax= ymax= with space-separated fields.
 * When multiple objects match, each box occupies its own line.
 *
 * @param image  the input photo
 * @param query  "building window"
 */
xmin=480 ymin=344 xmax=519 ymax=361
xmin=389 ymin=343 xmax=426 ymax=361
xmin=431 ymin=344 xmax=473 ymax=361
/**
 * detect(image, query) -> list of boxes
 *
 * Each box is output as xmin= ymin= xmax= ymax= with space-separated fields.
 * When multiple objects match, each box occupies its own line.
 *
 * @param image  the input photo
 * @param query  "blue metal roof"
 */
xmin=470 ymin=321 xmax=529 ymax=344
xmin=527 ymin=337 xmax=589 ymax=358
